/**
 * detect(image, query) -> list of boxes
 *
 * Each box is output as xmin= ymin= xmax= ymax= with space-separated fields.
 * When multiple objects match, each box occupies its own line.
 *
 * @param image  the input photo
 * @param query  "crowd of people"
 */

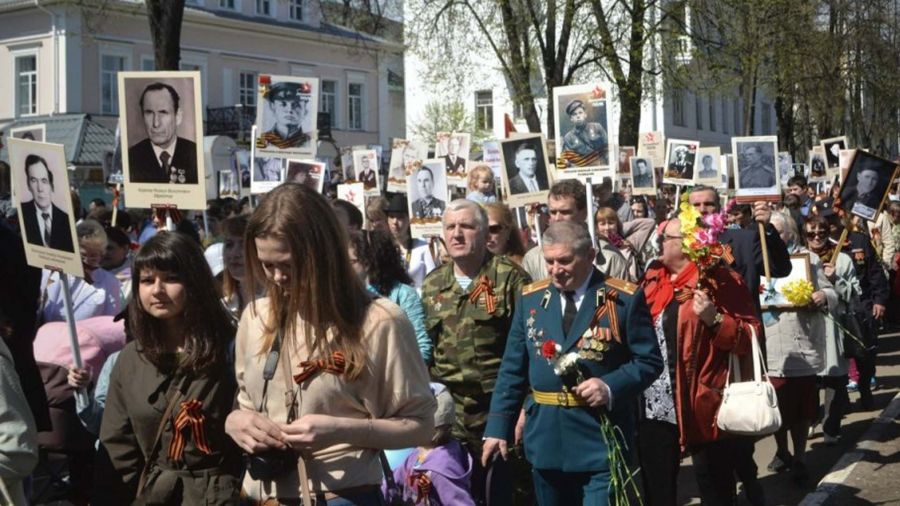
xmin=0 ymin=162 xmax=895 ymax=506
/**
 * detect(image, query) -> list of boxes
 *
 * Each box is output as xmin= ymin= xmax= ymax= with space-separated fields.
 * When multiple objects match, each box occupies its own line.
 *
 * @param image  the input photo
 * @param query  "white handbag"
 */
xmin=715 ymin=326 xmax=782 ymax=436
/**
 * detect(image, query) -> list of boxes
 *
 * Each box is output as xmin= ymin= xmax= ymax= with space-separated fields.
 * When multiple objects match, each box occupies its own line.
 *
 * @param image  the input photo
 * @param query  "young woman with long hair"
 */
xmin=96 ymin=231 xmax=241 ymax=504
xmin=225 ymin=184 xmax=434 ymax=504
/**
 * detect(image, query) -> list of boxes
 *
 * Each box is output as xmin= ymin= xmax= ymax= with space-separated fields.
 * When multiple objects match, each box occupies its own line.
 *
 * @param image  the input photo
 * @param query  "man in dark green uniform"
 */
xmin=422 ymin=199 xmax=530 ymax=505
xmin=482 ymin=221 xmax=662 ymax=504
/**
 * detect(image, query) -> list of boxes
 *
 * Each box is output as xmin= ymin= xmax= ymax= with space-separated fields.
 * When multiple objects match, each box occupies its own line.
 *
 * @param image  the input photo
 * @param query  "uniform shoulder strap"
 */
xmin=605 ymin=277 xmax=638 ymax=296
xmin=522 ymin=278 xmax=551 ymax=296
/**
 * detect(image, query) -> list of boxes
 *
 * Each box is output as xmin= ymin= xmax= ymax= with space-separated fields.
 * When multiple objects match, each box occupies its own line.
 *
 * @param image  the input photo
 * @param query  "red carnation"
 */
xmin=541 ymin=340 xmax=559 ymax=360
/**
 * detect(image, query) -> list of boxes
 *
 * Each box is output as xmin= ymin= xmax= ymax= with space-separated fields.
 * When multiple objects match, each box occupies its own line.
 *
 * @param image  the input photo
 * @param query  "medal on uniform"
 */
xmin=540 ymin=290 xmax=551 ymax=310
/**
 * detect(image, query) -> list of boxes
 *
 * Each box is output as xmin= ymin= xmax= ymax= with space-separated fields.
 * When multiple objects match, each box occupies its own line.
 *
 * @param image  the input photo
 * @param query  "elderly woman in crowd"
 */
xmin=225 ymin=184 xmax=434 ymax=504
xmin=639 ymin=217 xmax=759 ymax=506
xmin=595 ymin=206 xmax=642 ymax=281
xmin=483 ymin=202 xmax=527 ymax=265
xmin=763 ymin=212 xmax=833 ymax=482
xmin=41 ymin=219 xmax=122 ymax=323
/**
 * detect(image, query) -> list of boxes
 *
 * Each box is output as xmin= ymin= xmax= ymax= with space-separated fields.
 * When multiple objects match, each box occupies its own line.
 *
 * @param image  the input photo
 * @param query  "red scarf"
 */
xmin=642 ymin=260 xmax=698 ymax=322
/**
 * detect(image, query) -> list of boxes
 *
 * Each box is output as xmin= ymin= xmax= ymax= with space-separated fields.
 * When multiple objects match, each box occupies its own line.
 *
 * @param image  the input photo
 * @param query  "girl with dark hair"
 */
xmin=348 ymin=228 xmax=431 ymax=362
xmin=225 ymin=183 xmax=434 ymax=504
xmin=96 ymin=232 xmax=241 ymax=504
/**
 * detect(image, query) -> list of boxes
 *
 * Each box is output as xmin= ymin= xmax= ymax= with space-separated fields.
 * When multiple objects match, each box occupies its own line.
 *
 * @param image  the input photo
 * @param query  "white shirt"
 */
xmin=522 ymin=174 xmax=539 ymax=192
xmin=559 ymin=272 xmax=592 ymax=316
xmin=151 ymin=138 xmax=177 ymax=168
xmin=33 ymin=203 xmax=52 ymax=246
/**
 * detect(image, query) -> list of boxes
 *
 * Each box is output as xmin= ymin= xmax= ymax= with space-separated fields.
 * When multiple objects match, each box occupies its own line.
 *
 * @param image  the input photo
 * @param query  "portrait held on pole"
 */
xmin=500 ymin=133 xmax=553 ymax=207
xmin=352 ymin=148 xmax=380 ymax=196
xmin=630 ymin=157 xmax=657 ymax=195
xmin=837 ymin=150 xmax=899 ymax=222
xmin=285 ymin=159 xmax=326 ymax=194
xmin=407 ymin=159 xmax=449 ymax=238
xmin=821 ymin=136 xmax=848 ymax=171
xmin=434 ymin=132 xmax=471 ymax=187
xmin=251 ymin=155 xmax=285 ymax=195
xmin=808 ymin=146 xmax=827 ymax=182
xmin=663 ymin=139 xmax=700 ymax=185
xmin=9 ymin=124 xmax=46 ymax=142
xmin=694 ymin=147 xmax=722 ymax=186
xmin=253 ymin=74 xmax=319 ymax=157
xmin=231 ymin=148 xmax=251 ymax=189
xmin=8 ymin=138 xmax=83 ymax=276
xmin=732 ymin=136 xmax=780 ymax=202
xmin=552 ymin=83 xmax=610 ymax=178
xmin=118 ymin=71 xmax=206 ymax=209
xmin=387 ymin=138 xmax=428 ymax=193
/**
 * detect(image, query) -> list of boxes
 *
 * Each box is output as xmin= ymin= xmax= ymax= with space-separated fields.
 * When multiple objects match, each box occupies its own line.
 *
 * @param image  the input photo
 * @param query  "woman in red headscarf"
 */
xmin=636 ymin=217 xmax=760 ymax=506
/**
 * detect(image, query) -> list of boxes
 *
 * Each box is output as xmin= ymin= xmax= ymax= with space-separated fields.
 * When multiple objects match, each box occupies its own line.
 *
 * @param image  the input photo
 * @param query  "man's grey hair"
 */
xmin=769 ymin=211 xmax=798 ymax=246
xmin=443 ymin=199 xmax=488 ymax=234
xmin=542 ymin=221 xmax=593 ymax=256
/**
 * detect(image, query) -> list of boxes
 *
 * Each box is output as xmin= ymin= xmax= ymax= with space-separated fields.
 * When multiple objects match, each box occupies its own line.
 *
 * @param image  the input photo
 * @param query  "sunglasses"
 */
xmin=805 ymin=230 xmax=828 ymax=238
xmin=488 ymin=224 xmax=505 ymax=234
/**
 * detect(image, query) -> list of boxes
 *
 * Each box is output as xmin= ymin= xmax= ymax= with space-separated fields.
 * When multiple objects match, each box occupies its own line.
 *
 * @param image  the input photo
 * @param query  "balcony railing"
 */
xmin=206 ymin=105 xmax=256 ymax=141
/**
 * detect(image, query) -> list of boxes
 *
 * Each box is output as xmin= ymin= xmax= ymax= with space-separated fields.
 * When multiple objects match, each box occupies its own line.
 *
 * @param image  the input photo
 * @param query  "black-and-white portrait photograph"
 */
xmin=232 ymin=149 xmax=251 ymax=189
xmin=663 ymin=139 xmax=699 ymax=185
xmin=630 ymin=157 xmax=656 ymax=195
xmin=352 ymin=149 xmax=379 ymax=196
xmin=8 ymin=138 xmax=83 ymax=276
xmin=809 ymin=147 xmax=827 ymax=181
xmin=821 ymin=136 xmax=848 ymax=170
xmin=387 ymin=139 xmax=428 ymax=193
xmin=9 ymin=124 xmax=46 ymax=142
xmin=218 ymin=170 xmax=239 ymax=199
xmin=617 ymin=146 xmax=635 ymax=175
xmin=733 ymin=136 xmax=780 ymax=198
xmin=695 ymin=147 xmax=721 ymax=185
xmin=838 ymin=150 xmax=899 ymax=221
xmin=553 ymin=84 xmax=610 ymax=174
xmin=434 ymin=132 xmax=470 ymax=182
xmin=500 ymin=134 xmax=552 ymax=206
xmin=778 ymin=152 xmax=793 ymax=184
xmin=254 ymin=74 xmax=319 ymax=157
xmin=118 ymin=71 xmax=206 ymax=209
xmin=251 ymin=155 xmax=284 ymax=194
xmin=286 ymin=159 xmax=326 ymax=194
xmin=407 ymin=159 xmax=448 ymax=238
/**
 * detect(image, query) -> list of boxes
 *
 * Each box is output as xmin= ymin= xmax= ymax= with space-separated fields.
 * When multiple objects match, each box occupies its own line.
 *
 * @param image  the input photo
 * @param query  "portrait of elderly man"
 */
xmin=508 ymin=143 xmax=548 ymax=194
xmin=128 ymin=82 xmax=198 ymax=184
xmin=666 ymin=145 xmax=694 ymax=179
xmin=411 ymin=166 xmax=446 ymax=219
xmin=20 ymin=154 xmax=74 ymax=252
xmin=443 ymin=135 xmax=467 ymax=175
xmin=632 ymin=158 xmax=654 ymax=188
xmin=841 ymin=154 xmax=895 ymax=220
xmin=256 ymin=81 xmax=311 ymax=150
xmin=560 ymin=99 xmax=609 ymax=166
xmin=738 ymin=144 xmax=776 ymax=189
xmin=358 ymin=154 xmax=377 ymax=190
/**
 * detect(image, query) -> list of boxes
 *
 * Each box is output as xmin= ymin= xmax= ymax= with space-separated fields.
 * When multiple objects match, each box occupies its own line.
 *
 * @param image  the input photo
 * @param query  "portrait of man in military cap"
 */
xmin=552 ymin=83 xmax=610 ymax=174
xmin=407 ymin=161 xmax=448 ymax=222
xmin=254 ymin=74 xmax=319 ymax=156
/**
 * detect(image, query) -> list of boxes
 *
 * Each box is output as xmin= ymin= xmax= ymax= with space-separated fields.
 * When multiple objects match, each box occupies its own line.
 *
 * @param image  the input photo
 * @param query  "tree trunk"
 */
xmin=146 ymin=0 xmax=186 ymax=71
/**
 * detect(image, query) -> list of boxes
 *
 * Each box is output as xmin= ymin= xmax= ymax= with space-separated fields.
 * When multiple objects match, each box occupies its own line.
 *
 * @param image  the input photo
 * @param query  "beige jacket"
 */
xmin=236 ymin=297 xmax=435 ymax=499
xmin=0 ymin=339 xmax=38 ymax=505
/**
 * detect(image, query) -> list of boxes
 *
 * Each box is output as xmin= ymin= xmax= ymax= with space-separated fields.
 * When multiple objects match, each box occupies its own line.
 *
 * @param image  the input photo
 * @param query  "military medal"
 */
xmin=540 ymin=290 xmax=551 ymax=309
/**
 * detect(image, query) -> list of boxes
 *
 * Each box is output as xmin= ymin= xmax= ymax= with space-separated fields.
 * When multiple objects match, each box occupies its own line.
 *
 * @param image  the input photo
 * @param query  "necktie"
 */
xmin=527 ymin=177 xmax=538 ymax=193
xmin=42 ymin=212 xmax=51 ymax=246
xmin=160 ymin=151 xmax=173 ymax=180
xmin=563 ymin=291 xmax=577 ymax=336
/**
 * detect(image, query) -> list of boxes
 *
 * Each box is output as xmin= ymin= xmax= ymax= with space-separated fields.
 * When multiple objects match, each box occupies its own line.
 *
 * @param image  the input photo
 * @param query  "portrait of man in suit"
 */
xmin=697 ymin=154 xmax=718 ymax=179
xmin=411 ymin=166 xmax=446 ymax=219
xmin=443 ymin=135 xmax=467 ymax=175
xmin=508 ymin=143 xmax=548 ymax=195
xmin=127 ymin=82 xmax=198 ymax=184
xmin=20 ymin=154 xmax=74 ymax=252
xmin=841 ymin=154 xmax=894 ymax=221
xmin=358 ymin=154 xmax=377 ymax=190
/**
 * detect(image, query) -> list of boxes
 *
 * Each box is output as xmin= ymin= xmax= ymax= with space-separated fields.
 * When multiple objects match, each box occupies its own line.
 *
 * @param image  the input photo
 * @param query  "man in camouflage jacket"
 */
xmin=422 ymin=199 xmax=530 ymax=505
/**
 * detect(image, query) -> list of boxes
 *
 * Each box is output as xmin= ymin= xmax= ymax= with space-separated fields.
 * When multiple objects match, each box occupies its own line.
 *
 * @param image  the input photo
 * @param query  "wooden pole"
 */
xmin=758 ymin=221 xmax=772 ymax=283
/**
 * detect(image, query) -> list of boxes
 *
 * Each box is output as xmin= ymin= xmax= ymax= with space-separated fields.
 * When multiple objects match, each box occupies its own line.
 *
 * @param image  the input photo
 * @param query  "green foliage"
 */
xmin=409 ymin=100 xmax=490 ymax=152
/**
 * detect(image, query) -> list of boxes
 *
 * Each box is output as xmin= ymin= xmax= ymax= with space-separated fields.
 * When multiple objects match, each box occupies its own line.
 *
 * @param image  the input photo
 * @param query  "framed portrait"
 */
xmin=434 ymin=132 xmax=471 ymax=187
xmin=638 ymin=131 xmax=666 ymax=169
xmin=838 ymin=149 xmax=855 ymax=184
xmin=352 ymin=149 xmax=380 ymax=197
xmin=285 ymin=159 xmax=326 ymax=194
xmin=630 ymin=157 xmax=657 ymax=195
xmin=117 ymin=71 xmax=206 ymax=210
xmin=218 ymin=170 xmax=239 ymax=199
xmin=694 ymin=147 xmax=721 ymax=186
xmin=837 ymin=150 xmax=899 ymax=222
xmin=254 ymin=74 xmax=319 ymax=157
xmin=760 ymin=253 xmax=813 ymax=309
xmin=616 ymin=146 xmax=636 ymax=175
xmin=732 ymin=136 xmax=780 ymax=201
xmin=9 ymin=124 xmax=46 ymax=142
xmin=408 ymin=159 xmax=449 ymax=238
xmin=336 ymin=182 xmax=367 ymax=229
xmin=808 ymin=146 xmax=827 ymax=182
xmin=663 ymin=139 xmax=700 ymax=185
xmin=339 ymin=146 xmax=354 ymax=182
xmin=250 ymin=155 xmax=285 ymax=195
xmin=821 ymin=136 xmax=847 ymax=170
xmin=552 ymin=83 xmax=610 ymax=178
xmin=778 ymin=152 xmax=793 ymax=186
xmin=481 ymin=140 xmax=505 ymax=183
xmin=387 ymin=139 xmax=428 ymax=193
xmin=232 ymin=149 xmax=251 ymax=190
xmin=499 ymin=134 xmax=553 ymax=207
xmin=8 ymin=138 xmax=83 ymax=277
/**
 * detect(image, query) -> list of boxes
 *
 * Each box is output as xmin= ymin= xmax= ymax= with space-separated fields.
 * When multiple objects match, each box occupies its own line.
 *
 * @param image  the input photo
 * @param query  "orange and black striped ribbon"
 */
xmin=675 ymin=288 xmax=694 ymax=303
xmin=590 ymin=288 xmax=621 ymax=343
xmin=468 ymin=275 xmax=497 ymax=314
xmin=556 ymin=149 xmax=603 ymax=169
xmin=293 ymin=351 xmax=347 ymax=384
xmin=168 ymin=399 xmax=212 ymax=462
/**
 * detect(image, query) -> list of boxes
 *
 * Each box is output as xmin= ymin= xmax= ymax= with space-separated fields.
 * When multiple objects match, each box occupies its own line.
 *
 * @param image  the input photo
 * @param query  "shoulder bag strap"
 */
xmin=136 ymin=374 xmax=186 ymax=497
xmin=277 ymin=333 xmax=313 ymax=506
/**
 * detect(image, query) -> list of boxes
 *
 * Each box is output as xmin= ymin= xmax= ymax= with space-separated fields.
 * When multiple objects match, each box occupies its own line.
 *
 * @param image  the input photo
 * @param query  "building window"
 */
xmin=321 ymin=80 xmax=337 ymax=128
xmin=256 ymin=0 xmax=270 ymax=15
xmin=672 ymin=88 xmax=685 ymax=127
xmin=101 ymin=54 xmax=125 ymax=115
xmin=723 ymin=99 xmax=729 ymax=134
xmin=289 ymin=0 xmax=303 ymax=20
xmin=348 ymin=82 xmax=363 ymax=130
xmin=761 ymin=102 xmax=772 ymax=134
xmin=708 ymin=97 xmax=717 ymax=132
xmin=475 ymin=90 xmax=493 ymax=130
xmin=239 ymin=72 xmax=257 ymax=106
xmin=695 ymin=94 xmax=703 ymax=130
xmin=15 ymin=55 xmax=37 ymax=116
xmin=219 ymin=0 xmax=235 ymax=8
xmin=513 ymin=101 xmax=526 ymax=120
xmin=141 ymin=57 xmax=155 ymax=71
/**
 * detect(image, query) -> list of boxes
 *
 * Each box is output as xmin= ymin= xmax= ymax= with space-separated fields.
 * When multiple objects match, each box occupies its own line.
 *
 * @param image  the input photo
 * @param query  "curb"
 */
xmin=798 ymin=390 xmax=900 ymax=506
